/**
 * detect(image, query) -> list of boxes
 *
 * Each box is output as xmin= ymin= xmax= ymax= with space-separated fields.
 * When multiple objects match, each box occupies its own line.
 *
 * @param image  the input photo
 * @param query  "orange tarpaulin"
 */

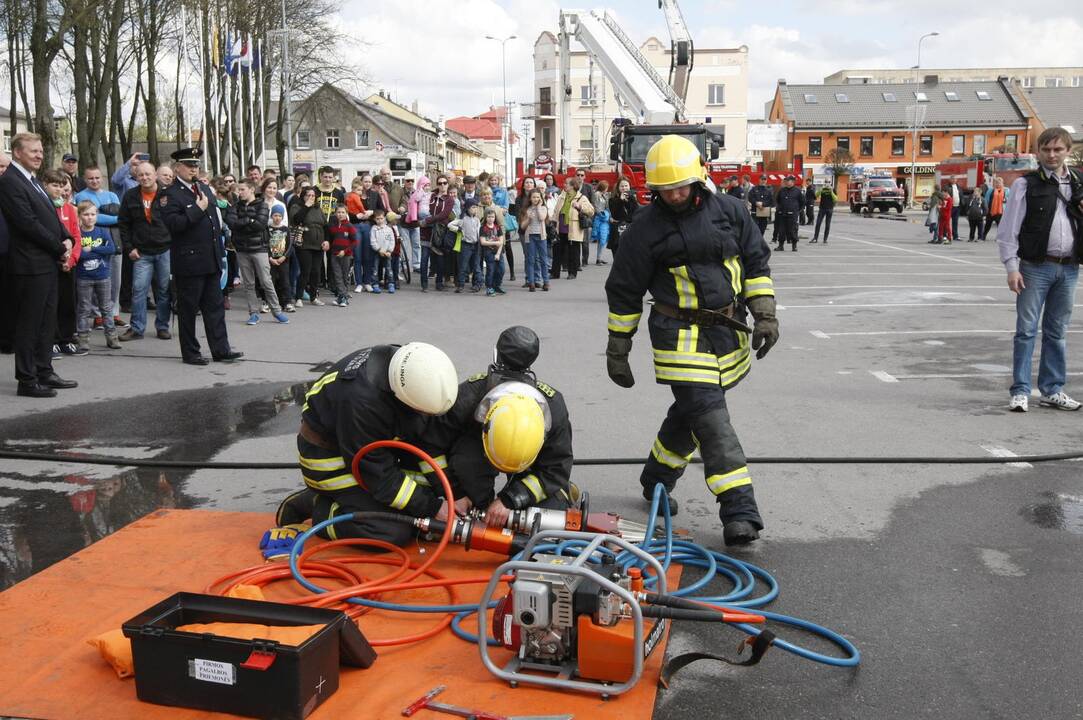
xmin=0 ymin=509 xmax=677 ymax=720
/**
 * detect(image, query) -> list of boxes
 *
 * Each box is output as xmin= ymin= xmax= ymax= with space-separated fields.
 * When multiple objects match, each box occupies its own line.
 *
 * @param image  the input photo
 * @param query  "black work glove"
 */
xmin=606 ymin=335 xmax=635 ymax=388
xmin=746 ymin=295 xmax=779 ymax=360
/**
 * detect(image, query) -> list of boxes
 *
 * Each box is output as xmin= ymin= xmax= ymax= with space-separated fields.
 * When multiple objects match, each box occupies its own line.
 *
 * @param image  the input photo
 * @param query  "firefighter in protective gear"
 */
xmin=275 ymin=342 xmax=468 ymax=547
xmin=604 ymin=135 xmax=779 ymax=546
xmin=435 ymin=326 xmax=575 ymax=529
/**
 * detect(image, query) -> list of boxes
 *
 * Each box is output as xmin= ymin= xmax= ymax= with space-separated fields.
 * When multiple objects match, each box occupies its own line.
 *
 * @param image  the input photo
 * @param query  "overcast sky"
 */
xmin=337 ymin=0 xmax=1083 ymax=124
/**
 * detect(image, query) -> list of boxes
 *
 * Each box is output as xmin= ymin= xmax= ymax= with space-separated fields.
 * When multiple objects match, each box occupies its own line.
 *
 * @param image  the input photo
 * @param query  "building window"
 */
xmin=1 ymin=130 xmax=10 ymax=153
xmin=579 ymin=125 xmax=593 ymax=151
xmin=355 ymin=129 xmax=369 ymax=148
xmin=859 ymin=136 xmax=873 ymax=156
xmin=1022 ymin=76 xmax=1035 ymax=87
xmin=541 ymin=127 xmax=551 ymax=150
xmin=944 ymin=91 xmax=960 ymax=102
xmin=325 ymin=129 xmax=340 ymax=150
xmin=914 ymin=91 xmax=929 ymax=102
xmin=539 ymin=87 xmax=553 ymax=116
xmin=952 ymin=135 xmax=965 ymax=154
xmin=836 ymin=136 xmax=850 ymax=152
xmin=808 ymin=136 xmax=822 ymax=157
xmin=976 ymin=91 xmax=992 ymax=101
xmin=295 ymin=129 xmax=311 ymax=149
xmin=1073 ymin=76 xmax=1082 ymax=88
xmin=1005 ymin=134 xmax=1018 ymax=151
xmin=803 ymin=93 xmax=818 ymax=104
xmin=708 ymin=84 xmax=725 ymax=105
xmin=1045 ymin=77 xmax=1063 ymax=87
xmin=919 ymin=135 xmax=933 ymax=155
xmin=835 ymin=93 xmax=850 ymax=103
xmin=891 ymin=136 xmax=905 ymax=155
xmin=580 ymin=85 xmax=595 ymax=105
xmin=882 ymin=92 xmax=897 ymax=102
xmin=973 ymin=134 xmax=986 ymax=154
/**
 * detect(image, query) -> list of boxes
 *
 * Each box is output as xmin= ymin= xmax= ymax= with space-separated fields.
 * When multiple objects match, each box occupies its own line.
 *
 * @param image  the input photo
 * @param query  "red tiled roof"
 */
xmin=447 ymin=117 xmax=502 ymax=140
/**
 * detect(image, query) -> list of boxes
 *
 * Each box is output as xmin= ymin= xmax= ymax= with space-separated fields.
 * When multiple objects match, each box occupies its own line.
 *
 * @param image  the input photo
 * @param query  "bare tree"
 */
xmin=825 ymin=147 xmax=855 ymax=193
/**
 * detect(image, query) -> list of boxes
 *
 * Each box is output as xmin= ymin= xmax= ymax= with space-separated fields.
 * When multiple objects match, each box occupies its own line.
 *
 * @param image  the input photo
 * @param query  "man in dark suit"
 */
xmin=0 ymin=133 xmax=78 ymax=397
xmin=157 ymin=147 xmax=242 ymax=366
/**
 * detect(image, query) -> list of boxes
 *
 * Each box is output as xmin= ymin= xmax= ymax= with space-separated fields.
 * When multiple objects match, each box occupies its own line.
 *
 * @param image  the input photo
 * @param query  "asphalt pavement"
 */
xmin=1 ymin=209 xmax=1081 ymax=718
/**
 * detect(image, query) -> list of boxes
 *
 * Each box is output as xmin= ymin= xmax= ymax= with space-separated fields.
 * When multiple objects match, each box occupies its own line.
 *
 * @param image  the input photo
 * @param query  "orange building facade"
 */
xmin=766 ymin=77 xmax=1033 ymax=200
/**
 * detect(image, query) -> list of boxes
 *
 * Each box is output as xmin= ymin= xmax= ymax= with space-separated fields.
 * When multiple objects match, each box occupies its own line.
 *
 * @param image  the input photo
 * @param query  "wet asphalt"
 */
xmin=1 ymin=209 xmax=1081 ymax=718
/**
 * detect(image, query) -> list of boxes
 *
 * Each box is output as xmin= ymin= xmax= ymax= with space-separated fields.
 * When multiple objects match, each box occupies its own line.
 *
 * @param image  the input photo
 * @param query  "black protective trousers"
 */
xmin=638 ymin=384 xmax=763 ymax=528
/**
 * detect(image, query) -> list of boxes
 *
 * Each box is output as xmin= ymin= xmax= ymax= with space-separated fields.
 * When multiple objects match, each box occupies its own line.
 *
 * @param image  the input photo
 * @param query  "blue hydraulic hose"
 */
xmin=287 ymin=489 xmax=860 ymax=667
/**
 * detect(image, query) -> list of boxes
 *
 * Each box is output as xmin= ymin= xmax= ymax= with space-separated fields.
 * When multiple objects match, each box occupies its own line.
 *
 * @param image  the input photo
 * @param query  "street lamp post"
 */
xmin=914 ymin=31 xmax=939 ymax=81
xmin=485 ymin=34 xmax=516 ymax=184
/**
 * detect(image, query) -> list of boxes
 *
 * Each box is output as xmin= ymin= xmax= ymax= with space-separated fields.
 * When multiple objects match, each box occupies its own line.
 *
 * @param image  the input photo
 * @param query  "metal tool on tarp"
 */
xmin=401 ymin=684 xmax=573 ymax=720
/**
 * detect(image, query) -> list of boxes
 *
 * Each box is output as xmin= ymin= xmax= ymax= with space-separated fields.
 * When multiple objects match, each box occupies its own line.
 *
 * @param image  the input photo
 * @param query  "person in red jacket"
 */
xmin=326 ymin=205 xmax=357 ymax=306
xmin=938 ymin=188 xmax=954 ymax=245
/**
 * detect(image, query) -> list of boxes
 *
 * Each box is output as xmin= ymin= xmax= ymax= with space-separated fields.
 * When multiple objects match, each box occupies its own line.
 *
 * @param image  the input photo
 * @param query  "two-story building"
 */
xmin=273 ymin=84 xmax=441 ymax=180
xmin=765 ymin=76 xmax=1034 ymax=200
xmin=531 ymin=31 xmax=750 ymax=166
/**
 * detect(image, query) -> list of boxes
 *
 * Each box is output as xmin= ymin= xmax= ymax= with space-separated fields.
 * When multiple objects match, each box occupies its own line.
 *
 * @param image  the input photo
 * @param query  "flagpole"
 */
xmin=211 ymin=25 xmax=220 ymax=173
xmin=237 ymin=40 xmax=245 ymax=172
xmin=247 ymin=35 xmax=256 ymax=169
xmin=257 ymin=39 xmax=266 ymax=169
xmin=226 ymin=33 xmax=235 ymax=173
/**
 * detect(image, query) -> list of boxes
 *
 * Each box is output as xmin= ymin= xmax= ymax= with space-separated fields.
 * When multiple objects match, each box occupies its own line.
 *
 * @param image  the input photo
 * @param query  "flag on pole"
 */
xmin=227 ymin=34 xmax=253 ymax=76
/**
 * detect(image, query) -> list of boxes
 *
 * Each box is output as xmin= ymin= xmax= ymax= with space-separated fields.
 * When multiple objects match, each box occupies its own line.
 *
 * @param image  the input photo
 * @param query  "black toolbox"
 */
xmin=122 ymin=592 xmax=376 ymax=720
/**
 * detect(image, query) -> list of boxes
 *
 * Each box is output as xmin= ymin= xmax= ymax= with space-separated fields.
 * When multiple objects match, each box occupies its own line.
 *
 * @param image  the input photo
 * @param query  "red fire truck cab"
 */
xmin=847 ymin=173 xmax=906 ymax=214
xmin=934 ymin=153 xmax=1038 ymax=199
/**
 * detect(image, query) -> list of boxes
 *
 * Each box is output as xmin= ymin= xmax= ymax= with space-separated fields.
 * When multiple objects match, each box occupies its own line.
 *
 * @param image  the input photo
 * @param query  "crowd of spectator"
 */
xmin=0 ymin=136 xmax=648 ymax=396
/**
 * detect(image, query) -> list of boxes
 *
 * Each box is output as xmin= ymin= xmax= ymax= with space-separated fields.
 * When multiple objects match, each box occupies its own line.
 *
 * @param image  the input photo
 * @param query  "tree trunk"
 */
xmin=72 ymin=20 xmax=90 ymax=170
xmin=143 ymin=0 xmax=159 ymax=165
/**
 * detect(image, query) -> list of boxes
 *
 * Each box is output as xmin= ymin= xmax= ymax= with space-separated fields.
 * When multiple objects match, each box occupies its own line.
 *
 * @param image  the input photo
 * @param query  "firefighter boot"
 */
xmin=687 ymin=407 xmax=763 ymax=545
xmin=718 ymin=485 xmax=763 ymax=546
xmin=640 ymin=414 xmax=696 ymax=517
xmin=275 ymin=487 xmax=316 ymax=526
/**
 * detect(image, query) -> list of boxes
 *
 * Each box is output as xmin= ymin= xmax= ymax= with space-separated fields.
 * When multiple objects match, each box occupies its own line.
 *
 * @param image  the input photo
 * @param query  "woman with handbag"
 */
xmin=420 ymin=175 xmax=456 ymax=292
xmin=288 ymin=187 xmax=328 ymax=306
xmin=551 ymin=177 xmax=594 ymax=279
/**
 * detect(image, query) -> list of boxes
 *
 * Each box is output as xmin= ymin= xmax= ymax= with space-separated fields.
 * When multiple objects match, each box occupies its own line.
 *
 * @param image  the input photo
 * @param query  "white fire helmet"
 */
xmin=387 ymin=342 xmax=458 ymax=415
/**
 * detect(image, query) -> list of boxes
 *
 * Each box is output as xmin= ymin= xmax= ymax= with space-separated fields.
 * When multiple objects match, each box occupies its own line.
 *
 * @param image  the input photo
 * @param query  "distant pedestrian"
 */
xmin=983 ymin=177 xmax=1009 ymax=241
xmin=947 ymin=180 xmax=961 ymax=241
xmin=937 ymin=188 xmax=954 ymax=244
xmin=999 ymin=126 xmax=1083 ymax=413
xmin=747 ymin=176 xmax=774 ymax=239
xmin=803 ymin=180 xmax=816 ymax=225
xmin=774 ymin=175 xmax=804 ymax=251
xmin=810 ymin=185 xmax=838 ymax=244
xmin=965 ymin=190 xmax=986 ymax=242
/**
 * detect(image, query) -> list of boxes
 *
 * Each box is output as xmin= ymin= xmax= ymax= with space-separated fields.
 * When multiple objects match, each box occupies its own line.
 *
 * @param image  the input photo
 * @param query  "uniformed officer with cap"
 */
xmin=158 ymin=147 xmax=242 ymax=365
xmin=774 ymin=175 xmax=805 ymax=252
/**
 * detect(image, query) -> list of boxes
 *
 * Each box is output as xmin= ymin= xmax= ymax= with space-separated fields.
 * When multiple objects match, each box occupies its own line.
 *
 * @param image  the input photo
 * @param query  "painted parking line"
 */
xmin=831 ymin=234 xmax=991 ymax=266
xmin=783 ymin=302 xmax=1016 ymax=309
xmin=811 ymin=329 xmax=1083 ymax=339
xmin=776 ymin=272 xmax=1003 ymax=276
xmin=777 ymin=285 xmax=1007 ymax=290
xmin=773 ymin=262 xmax=998 ymax=266
xmin=869 ymin=370 xmax=898 ymax=383
xmin=874 ymin=370 xmax=1083 ymax=381
xmin=980 ymin=444 xmax=1033 ymax=470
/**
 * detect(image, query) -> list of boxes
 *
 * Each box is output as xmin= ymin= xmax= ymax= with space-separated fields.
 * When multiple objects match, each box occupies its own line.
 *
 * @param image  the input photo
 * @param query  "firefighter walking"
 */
xmin=604 ymin=135 xmax=779 ymax=546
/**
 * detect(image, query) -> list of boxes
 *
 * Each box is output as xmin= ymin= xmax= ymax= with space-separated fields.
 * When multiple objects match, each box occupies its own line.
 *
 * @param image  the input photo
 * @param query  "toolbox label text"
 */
xmin=190 ymin=658 xmax=237 ymax=685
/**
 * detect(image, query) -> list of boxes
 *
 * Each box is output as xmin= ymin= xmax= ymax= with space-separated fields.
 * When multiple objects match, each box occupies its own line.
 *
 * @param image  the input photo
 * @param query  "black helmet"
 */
xmin=494 ymin=326 xmax=540 ymax=371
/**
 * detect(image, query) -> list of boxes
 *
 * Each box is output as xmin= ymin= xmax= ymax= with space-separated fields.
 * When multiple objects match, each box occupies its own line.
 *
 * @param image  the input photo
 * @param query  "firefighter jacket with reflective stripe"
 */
xmin=432 ymin=369 xmax=574 ymax=510
xmin=605 ymin=187 xmax=774 ymax=390
xmin=300 ymin=345 xmax=446 ymax=518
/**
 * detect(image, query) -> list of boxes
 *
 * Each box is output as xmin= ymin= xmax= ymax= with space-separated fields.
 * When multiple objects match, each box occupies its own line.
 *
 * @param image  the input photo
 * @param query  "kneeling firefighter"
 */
xmin=274 ymin=342 xmax=466 ymax=547
xmin=437 ymin=326 xmax=575 ymax=528
xmin=604 ymin=135 xmax=779 ymax=546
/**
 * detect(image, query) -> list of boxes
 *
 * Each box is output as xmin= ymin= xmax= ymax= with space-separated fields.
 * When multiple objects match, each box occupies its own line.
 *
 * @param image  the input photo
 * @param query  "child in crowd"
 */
xmin=74 ymin=202 xmax=120 ymax=351
xmin=268 ymin=203 xmax=295 ymax=312
xmin=369 ymin=208 xmax=397 ymax=294
xmin=479 ymin=207 xmax=505 ymax=296
xmin=43 ymin=170 xmax=83 ymax=355
xmin=327 ymin=205 xmax=357 ymax=306
xmin=448 ymin=198 xmax=481 ymax=293
xmin=523 ymin=190 xmax=549 ymax=292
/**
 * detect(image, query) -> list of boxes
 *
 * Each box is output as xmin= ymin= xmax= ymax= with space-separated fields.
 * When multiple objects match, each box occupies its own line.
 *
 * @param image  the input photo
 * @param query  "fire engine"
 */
xmin=934 ymin=153 xmax=1038 ymax=198
xmin=524 ymin=5 xmax=796 ymax=202
xmin=847 ymin=173 xmax=905 ymax=214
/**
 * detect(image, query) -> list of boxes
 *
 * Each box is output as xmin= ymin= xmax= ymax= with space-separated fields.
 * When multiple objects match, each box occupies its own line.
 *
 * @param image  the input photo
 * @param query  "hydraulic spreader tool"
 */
xmin=214 ymin=440 xmax=860 ymax=701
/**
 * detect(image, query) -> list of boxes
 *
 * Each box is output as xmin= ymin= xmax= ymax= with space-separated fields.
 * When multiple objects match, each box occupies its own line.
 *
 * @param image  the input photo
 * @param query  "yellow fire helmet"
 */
xmin=475 ymin=381 xmax=551 ymax=474
xmin=644 ymin=134 xmax=707 ymax=190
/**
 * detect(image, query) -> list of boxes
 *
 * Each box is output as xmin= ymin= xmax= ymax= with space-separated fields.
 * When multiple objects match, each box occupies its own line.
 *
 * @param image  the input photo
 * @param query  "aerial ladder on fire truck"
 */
xmin=557 ymin=3 xmax=693 ymax=163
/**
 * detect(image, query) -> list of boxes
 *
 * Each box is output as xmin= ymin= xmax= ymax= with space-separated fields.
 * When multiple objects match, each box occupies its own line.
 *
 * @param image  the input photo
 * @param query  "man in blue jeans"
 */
xmin=999 ymin=127 xmax=1083 ymax=412
xmin=117 ymin=162 xmax=172 ymax=341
